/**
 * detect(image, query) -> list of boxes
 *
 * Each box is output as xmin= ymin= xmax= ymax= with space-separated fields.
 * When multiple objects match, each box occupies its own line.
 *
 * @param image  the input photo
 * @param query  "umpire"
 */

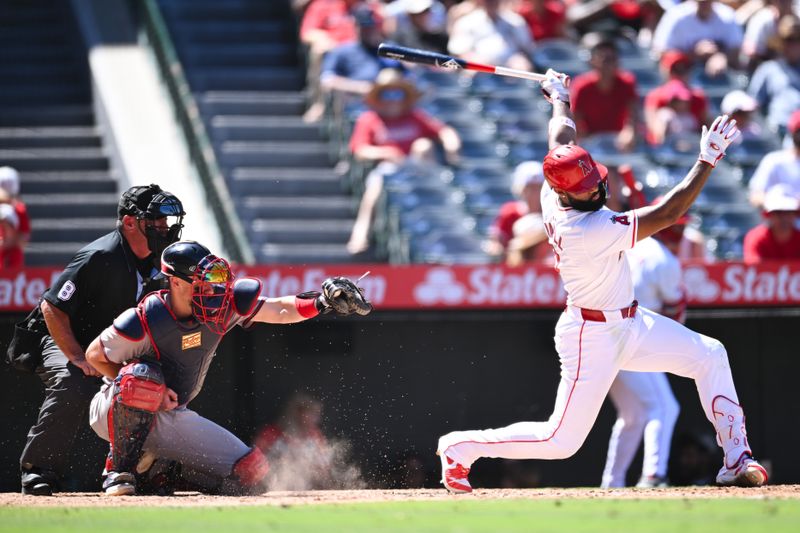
xmin=9 ymin=184 xmax=184 ymax=495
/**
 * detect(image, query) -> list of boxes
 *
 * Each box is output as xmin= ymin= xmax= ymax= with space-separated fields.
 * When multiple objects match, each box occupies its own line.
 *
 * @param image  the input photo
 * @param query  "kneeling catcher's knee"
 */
xmin=115 ymin=361 xmax=166 ymax=412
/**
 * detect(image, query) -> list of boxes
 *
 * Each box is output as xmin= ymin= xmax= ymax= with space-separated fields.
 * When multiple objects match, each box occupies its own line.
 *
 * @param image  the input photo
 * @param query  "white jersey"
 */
xmin=541 ymin=183 xmax=639 ymax=310
xmin=626 ymin=237 xmax=684 ymax=312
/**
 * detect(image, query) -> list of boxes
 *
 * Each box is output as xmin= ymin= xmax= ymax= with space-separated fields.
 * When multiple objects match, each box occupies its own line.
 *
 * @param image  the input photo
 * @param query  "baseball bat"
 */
xmin=377 ymin=43 xmax=547 ymax=83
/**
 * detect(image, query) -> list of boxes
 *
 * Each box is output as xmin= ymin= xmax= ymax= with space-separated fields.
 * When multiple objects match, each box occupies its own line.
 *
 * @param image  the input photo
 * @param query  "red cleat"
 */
xmin=437 ymin=452 xmax=472 ymax=494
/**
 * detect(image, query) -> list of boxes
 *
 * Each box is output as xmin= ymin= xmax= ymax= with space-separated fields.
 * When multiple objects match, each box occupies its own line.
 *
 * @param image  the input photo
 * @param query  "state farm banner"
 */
xmin=2 ymin=262 xmax=800 ymax=313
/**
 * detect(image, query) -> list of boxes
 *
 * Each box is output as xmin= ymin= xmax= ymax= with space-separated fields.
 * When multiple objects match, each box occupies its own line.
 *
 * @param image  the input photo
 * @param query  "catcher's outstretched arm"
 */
xmin=252 ymin=295 xmax=312 ymax=324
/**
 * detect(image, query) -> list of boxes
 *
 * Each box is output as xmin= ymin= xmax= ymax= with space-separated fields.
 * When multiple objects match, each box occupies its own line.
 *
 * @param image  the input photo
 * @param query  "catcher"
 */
xmin=85 ymin=240 xmax=371 ymax=496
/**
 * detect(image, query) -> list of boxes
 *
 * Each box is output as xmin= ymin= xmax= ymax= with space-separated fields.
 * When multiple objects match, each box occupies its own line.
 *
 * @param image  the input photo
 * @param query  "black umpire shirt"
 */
xmin=41 ymin=229 xmax=159 ymax=350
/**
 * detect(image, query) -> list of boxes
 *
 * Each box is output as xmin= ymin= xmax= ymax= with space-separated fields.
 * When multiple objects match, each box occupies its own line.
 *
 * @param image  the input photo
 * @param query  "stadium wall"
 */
xmin=0 ymin=307 xmax=797 ymax=492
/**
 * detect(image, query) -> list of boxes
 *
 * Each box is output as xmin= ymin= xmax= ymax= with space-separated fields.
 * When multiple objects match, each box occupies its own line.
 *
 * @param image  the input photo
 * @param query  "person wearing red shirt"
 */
xmin=0 ymin=166 xmax=30 ymax=268
xmin=743 ymin=185 xmax=800 ymax=262
xmin=253 ymin=393 xmax=335 ymax=490
xmin=644 ymin=50 xmax=709 ymax=145
xmin=515 ymin=0 xmax=567 ymax=41
xmin=486 ymin=160 xmax=551 ymax=264
xmin=300 ymin=0 xmax=384 ymax=122
xmin=570 ymin=38 xmax=639 ymax=151
xmin=347 ymin=68 xmax=461 ymax=254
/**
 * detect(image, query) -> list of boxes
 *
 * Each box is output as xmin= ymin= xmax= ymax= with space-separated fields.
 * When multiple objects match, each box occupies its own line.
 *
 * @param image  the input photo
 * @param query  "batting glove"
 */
xmin=540 ymin=69 xmax=570 ymax=105
xmin=698 ymin=115 xmax=740 ymax=167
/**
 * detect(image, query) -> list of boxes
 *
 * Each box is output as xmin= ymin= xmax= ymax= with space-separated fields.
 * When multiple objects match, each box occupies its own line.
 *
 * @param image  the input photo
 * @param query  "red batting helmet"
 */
xmin=543 ymin=144 xmax=608 ymax=194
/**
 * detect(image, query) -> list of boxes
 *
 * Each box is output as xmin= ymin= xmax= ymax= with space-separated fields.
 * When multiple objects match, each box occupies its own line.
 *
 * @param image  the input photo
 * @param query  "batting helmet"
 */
xmin=542 ymin=144 xmax=608 ymax=194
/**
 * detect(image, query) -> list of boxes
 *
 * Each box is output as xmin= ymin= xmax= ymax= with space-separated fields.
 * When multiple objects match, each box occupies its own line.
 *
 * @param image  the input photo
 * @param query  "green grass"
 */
xmin=2 ymin=499 xmax=798 ymax=533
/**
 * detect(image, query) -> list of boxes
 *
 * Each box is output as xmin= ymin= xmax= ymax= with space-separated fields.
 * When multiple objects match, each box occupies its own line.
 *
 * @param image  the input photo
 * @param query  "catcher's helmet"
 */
xmin=159 ymin=241 xmax=235 ymax=334
xmin=543 ymin=144 xmax=608 ymax=194
xmin=159 ymin=241 xmax=212 ymax=283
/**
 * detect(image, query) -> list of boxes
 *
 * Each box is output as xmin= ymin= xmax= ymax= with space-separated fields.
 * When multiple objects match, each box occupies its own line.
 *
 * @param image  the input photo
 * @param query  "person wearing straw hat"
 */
xmin=347 ymin=68 xmax=461 ymax=254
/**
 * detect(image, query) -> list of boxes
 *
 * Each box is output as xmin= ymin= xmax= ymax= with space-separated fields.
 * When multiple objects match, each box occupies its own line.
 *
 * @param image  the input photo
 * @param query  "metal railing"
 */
xmin=139 ymin=0 xmax=255 ymax=264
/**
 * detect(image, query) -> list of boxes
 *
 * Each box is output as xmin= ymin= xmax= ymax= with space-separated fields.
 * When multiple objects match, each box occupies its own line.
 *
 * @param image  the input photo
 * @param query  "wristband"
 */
xmin=294 ymin=294 xmax=320 ymax=318
xmin=549 ymin=116 xmax=576 ymax=134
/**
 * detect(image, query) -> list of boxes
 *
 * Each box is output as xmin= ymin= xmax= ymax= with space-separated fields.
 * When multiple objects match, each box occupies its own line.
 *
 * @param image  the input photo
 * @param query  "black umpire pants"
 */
xmin=20 ymin=336 xmax=102 ymax=482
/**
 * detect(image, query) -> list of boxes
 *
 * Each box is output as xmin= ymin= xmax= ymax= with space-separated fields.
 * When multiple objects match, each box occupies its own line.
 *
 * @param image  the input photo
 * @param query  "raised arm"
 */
xmin=540 ymin=70 xmax=577 ymax=149
xmin=635 ymin=115 xmax=740 ymax=241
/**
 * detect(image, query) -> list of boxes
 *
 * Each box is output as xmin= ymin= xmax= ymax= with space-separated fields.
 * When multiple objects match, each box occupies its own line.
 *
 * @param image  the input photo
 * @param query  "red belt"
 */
xmin=578 ymin=300 xmax=638 ymax=322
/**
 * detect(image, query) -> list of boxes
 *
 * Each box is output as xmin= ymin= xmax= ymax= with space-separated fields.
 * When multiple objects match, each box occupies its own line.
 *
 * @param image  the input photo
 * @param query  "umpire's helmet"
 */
xmin=119 ymin=184 xmax=186 ymax=259
xmin=542 ymin=144 xmax=608 ymax=194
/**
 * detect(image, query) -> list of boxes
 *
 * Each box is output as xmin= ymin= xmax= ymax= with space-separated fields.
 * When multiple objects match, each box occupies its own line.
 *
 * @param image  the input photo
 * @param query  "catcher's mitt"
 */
xmin=320 ymin=276 xmax=373 ymax=316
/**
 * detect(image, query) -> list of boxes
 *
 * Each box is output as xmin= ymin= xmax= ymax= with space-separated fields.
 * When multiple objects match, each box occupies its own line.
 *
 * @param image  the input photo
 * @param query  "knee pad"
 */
xmin=115 ymin=361 xmax=165 ymax=411
xmin=108 ymin=361 xmax=165 ymax=474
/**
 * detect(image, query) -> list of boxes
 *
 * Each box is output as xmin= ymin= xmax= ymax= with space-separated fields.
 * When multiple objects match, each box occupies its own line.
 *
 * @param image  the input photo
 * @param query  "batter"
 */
xmin=436 ymin=70 xmax=768 ymax=492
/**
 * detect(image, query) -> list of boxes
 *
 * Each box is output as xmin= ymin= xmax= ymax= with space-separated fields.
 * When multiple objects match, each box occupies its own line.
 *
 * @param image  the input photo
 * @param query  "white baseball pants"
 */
xmin=601 ymin=371 xmax=680 ymax=487
xmin=438 ymin=306 xmax=752 ymax=471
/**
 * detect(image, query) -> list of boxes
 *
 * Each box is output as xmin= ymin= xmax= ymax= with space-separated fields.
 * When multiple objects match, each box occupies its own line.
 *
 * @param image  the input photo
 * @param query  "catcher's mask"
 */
xmin=159 ymin=241 xmax=235 ymax=334
xmin=119 ymin=184 xmax=185 ymax=259
xmin=190 ymin=255 xmax=235 ymax=335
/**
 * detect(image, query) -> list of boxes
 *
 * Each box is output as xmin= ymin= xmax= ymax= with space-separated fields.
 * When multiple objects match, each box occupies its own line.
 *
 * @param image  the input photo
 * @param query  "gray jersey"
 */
xmin=98 ymin=278 xmax=262 ymax=405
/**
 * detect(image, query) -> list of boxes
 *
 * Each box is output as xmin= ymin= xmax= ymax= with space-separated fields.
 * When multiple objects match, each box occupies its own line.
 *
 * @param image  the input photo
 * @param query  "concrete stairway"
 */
xmin=0 ymin=1 xmax=117 ymax=266
xmin=159 ymin=0 xmax=362 ymax=264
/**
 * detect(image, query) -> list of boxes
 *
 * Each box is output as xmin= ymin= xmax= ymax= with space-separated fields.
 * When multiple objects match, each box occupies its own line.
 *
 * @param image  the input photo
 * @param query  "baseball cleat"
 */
xmin=635 ymin=475 xmax=669 ymax=488
xmin=20 ymin=469 xmax=56 ymax=496
xmin=437 ymin=451 xmax=472 ymax=494
xmin=103 ymin=471 xmax=136 ymax=496
xmin=716 ymin=455 xmax=768 ymax=487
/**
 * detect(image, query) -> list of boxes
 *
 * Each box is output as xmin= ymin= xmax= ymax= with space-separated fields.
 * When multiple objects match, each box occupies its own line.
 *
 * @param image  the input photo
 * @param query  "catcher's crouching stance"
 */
xmin=86 ymin=241 xmax=372 ymax=496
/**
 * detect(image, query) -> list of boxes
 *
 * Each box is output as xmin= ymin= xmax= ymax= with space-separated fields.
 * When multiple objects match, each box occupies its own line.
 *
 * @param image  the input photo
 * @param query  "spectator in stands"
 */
xmin=644 ymin=51 xmax=709 ymax=144
xmin=486 ymin=160 xmax=550 ymax=265
xmin=741 ymin=0 xmax=795 ymax=71
xmin=0 ymin=166 xmax=30 ymax=268
xmin=652 ymin=0 xmax=744 ymax=76
xmin=0 ymin=202 xmax=20 ymax=269
xmin=320 ymin=7 xmax=402 ymax=109
xmin=567 ymin=0 xmax=662 ymax=43
xmin=385 ymin=0 xmax=450 ymax=53
xmin=648 ymin=79 xmax=701 ymax=145
xmin=347 ymin=69 xmax=461 ymax=254
xmin=748 ymin=109 xmax=800 ymax=207
xmin=515 ymin=0 xmax=567 ymax=41
xmin=253 ymin=393 xmax=334 ymax=490
xmin=720 ymin=90 xmax=762 ymax=141
xmin=570 ymin=37 xmax=639 ymax=151
xmin=447 ymin=0 xmax=535 ymax=71
xmin=300 ymin=0 xmax=384 ymax=122
xmin=748 ymin=14 xmax=800 ymax=133
xmin=743 ymin=184 xmax=800 ymax=261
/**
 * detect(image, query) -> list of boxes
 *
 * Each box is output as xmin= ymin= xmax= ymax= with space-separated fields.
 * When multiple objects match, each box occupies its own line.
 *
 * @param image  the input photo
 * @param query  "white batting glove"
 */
xmin=698 ymin=115 xmax=740 ymax=167
xmin=540 ymin=69 xmax=570 ymax=105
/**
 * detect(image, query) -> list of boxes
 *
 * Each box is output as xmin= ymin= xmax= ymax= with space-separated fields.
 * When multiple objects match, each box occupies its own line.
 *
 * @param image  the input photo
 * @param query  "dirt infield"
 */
xmin=1 ymin=486 xmax=799 ymax=507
